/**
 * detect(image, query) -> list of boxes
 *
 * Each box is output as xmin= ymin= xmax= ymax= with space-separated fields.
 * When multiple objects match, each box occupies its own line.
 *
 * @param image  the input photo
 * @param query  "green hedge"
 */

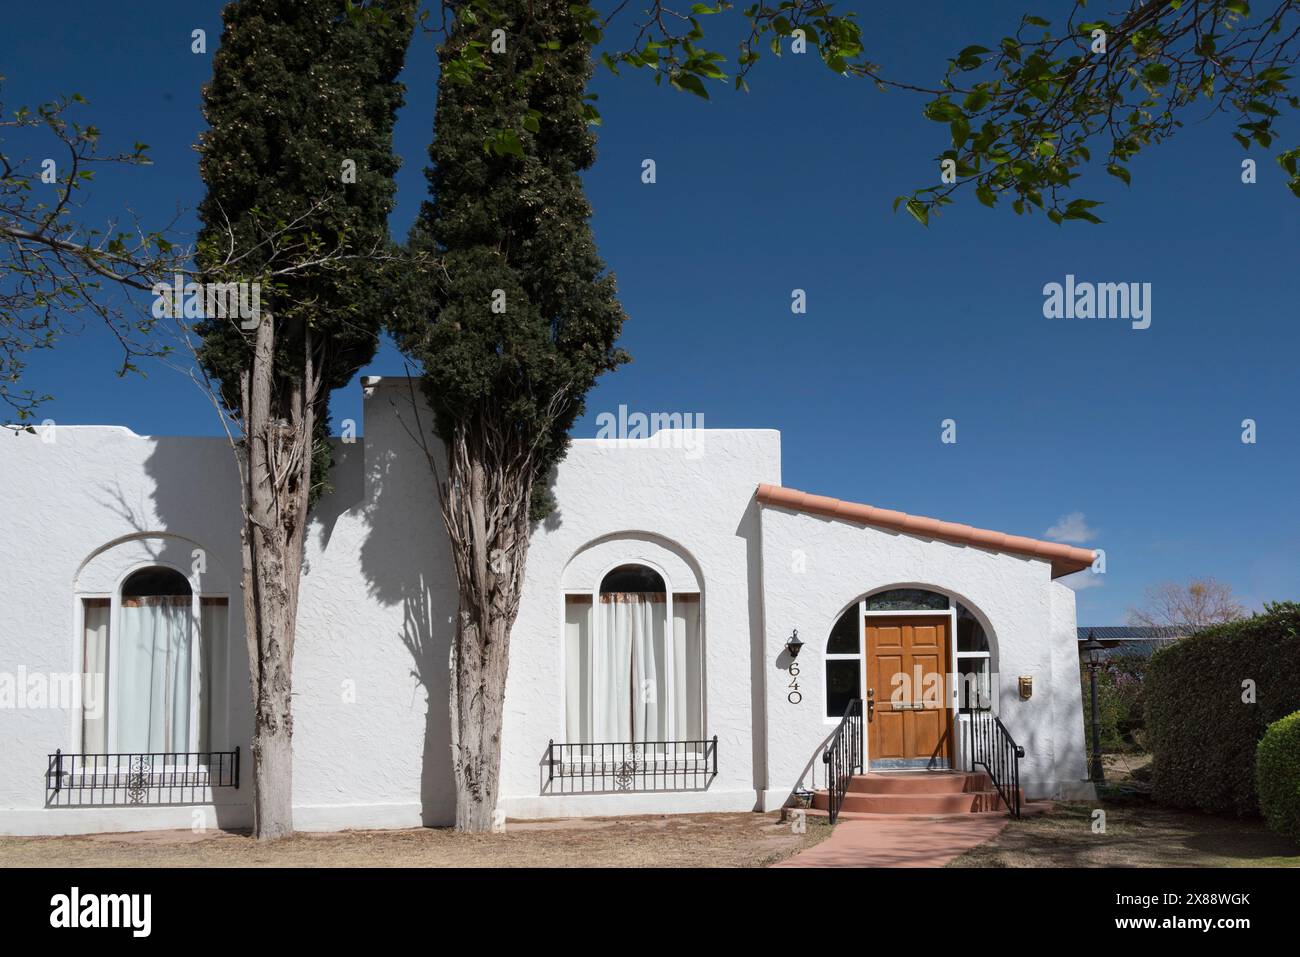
xmin=1146 ymin=602 xmax=1300 ymax=816
xmin=1257 ymin=712 xmax=1300 ymax=841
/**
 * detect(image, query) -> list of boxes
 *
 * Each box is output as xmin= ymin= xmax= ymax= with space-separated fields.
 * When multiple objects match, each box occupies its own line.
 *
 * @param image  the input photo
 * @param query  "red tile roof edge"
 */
xmin=755 ymin=484 xmax=1096 ymax=579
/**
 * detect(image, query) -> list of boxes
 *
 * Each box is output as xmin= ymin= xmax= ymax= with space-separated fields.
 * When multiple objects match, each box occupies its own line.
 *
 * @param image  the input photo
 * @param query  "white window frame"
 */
xmin=73 ymin=562 xmax=230 ymax=771
xmin=558 ymin=557 xmax=706 ymax=745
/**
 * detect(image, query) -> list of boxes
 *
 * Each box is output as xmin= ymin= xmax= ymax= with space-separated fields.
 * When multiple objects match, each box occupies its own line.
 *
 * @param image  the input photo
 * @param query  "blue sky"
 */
xmin=3 ymin=2 xmax=1297 ymax=623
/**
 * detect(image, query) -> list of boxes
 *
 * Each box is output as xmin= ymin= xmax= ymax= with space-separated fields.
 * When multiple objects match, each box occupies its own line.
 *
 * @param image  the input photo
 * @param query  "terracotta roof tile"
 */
xmin=756 ymin=484 xmax=1096 ymax=579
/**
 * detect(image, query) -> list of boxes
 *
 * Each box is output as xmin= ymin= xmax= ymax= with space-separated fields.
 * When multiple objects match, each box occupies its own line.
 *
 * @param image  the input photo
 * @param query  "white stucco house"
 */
xmin=0 ymin=377 xmax=1097 ymax=835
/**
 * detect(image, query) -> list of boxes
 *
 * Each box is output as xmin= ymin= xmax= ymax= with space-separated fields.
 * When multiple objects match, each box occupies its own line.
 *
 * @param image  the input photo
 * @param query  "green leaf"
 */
xmin=923 ymin=98 xmax=964 ymax=122
xmin=487 ymin=128 xmax=524 ymax=157
xmin=904 ymin=199 xmax=929 ymax=226
xmin=1141 ymin=62 xmax=1171 ymax=85
xmin=950 ymin=115 xmax=971 ymax=148
xmin=671 ymin=72 xmax=710 ymax=99
xmin=1106 ymin=163 xmax=1132 ymax=185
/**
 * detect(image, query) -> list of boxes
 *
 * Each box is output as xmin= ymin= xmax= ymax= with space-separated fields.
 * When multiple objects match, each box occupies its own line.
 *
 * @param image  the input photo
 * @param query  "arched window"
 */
xmin=956 ymin=603 xmax=992 ymax=712
xmin=80 ymin=565 xmax=228 ymax=753
xmin=824 ymin=606 xmax=862 ymax=718
xmin=563 ymin=563 xmax=703 ymax=743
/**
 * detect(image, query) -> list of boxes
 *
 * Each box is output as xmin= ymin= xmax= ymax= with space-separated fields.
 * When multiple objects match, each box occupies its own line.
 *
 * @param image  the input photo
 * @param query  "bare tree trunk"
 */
xmin=441 ymin=416 xmax=535 ymax=832
xmin=237 ymin=314 xmax=315 ymax=840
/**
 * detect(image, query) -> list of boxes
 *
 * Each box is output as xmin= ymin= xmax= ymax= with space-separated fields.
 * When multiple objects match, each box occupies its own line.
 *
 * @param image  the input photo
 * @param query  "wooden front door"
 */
xmin=865 ymin=616 xmax=953 ymax=769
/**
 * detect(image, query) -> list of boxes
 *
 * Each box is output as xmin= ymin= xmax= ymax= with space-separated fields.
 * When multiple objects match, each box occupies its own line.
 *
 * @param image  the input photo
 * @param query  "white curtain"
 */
xmin=564 ymin=598 xmax=592 ymax=743
xmin=595 ymin=594 xmax=659 ymax=741
xmin=199 ymin=599 xmax=228 ymax=752
xmin=115 ymin=597 xmax=193 ymax=752
xmin=81 ymin=600 xmax=110 ymax=753
xmin=566 ymin=592 xmax=704 ymax=744
xmin=672 ymin=596 xmax=702 ymax=740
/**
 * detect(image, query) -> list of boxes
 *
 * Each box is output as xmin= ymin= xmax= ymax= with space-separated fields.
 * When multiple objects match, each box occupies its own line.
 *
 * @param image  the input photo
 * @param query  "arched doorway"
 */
xmin=824 ymin=587 xmax=994 ymax=770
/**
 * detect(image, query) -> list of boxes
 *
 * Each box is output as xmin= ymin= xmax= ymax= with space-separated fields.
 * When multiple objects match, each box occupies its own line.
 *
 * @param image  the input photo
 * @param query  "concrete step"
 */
xmin=812 ymin=772 xmax=1024 ymax=815
xmin=847 ymin=771 xmax=991 ymax=795
xmin=800 ymin=800 xmax=1051 ymax=822
xmin=813 ymin=790 xmax=998 ymax=814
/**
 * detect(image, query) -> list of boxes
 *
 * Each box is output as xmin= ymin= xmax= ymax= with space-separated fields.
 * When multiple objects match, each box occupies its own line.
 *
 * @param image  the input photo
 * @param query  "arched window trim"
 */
xmin=74 ymin=559 xmax=230 ymax=760
xmin=823 ymin=587 xmax=997 ymax=724
xmin=560 ymin=557 xmax=706 ymax=744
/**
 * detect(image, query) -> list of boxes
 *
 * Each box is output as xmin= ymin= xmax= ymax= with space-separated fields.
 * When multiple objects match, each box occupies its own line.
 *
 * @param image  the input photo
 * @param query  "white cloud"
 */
xmin=1044 ymin=511 xmax=1098 ymax=544
xmin=1059 ymin=570 xmax=1104 ymax=591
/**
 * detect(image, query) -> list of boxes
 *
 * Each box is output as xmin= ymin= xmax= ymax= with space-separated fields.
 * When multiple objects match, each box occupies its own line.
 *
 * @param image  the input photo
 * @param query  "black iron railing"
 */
xmin=967 ymin=709 xmax=1023 ymax=817
xmin=821 ymin=699 xmax=863 ymax=823
xmin=46 ymin=748 xmax=240 ymax=806
xmin=544 ymin=738 xmax=717 ymax=793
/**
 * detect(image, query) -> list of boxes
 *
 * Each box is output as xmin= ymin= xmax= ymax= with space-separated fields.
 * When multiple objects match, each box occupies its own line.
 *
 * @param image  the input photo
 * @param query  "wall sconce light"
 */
xmin=785 ymin=630 xmax=804 ymax=659
xmin=1018 ymin=675 xmax=1033 ymax=700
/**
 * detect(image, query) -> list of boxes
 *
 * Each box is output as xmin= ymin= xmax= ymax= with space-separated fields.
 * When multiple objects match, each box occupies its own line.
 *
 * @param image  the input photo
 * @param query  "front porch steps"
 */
xmin=809 ymin=771 xmax=1028 ymax=817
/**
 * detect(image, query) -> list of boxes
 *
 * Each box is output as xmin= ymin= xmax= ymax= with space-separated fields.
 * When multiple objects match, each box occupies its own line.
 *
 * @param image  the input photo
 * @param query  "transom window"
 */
xmin=563 ymin=563 xmax=703 ymax=743
xmin=80 ymin=566 xmax=228 ymax=753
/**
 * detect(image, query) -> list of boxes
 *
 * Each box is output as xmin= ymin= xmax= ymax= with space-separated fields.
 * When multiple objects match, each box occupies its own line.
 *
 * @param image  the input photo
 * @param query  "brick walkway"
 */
xmin=774 ymin=814 xmax=1009 ymax=868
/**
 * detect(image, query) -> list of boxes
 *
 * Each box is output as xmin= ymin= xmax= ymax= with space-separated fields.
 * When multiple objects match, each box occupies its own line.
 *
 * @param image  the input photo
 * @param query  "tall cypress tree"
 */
xmin=195 ymin=0 xmax=416 ymax=839
xmin=393 ymin=0 xmax=627 ymax=830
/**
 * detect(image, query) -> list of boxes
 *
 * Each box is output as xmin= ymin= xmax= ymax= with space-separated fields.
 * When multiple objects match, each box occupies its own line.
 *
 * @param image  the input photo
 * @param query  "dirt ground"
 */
xmin=0 ymin=811 xmax=831 ymax=868
xmin=950 ymin=799 xmax=1300 ymax=868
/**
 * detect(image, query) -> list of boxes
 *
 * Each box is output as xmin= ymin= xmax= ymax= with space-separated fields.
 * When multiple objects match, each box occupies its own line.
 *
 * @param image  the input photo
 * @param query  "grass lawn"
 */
xmin=950 ymin=797 xmax=1300 ymax=868
xmin=0 ymin=811 xmax=831 ymax=868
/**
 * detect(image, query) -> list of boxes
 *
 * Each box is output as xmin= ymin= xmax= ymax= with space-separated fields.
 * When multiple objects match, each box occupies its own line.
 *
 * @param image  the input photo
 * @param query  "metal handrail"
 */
xmin=967 ymin=709 xmax=1023 ymax=817
xmin=820 ymin=699 xmax=863 ymax=823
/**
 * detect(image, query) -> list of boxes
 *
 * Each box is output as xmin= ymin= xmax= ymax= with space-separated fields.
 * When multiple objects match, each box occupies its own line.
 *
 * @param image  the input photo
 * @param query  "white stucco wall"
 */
xmin=0 ymin=426 xmax=252 ymax=834
xmin=0 ymin=381 xmax=782 ymax=833
xmin=499 ymin=426 xmax=780 ymax=818
xmin=1 ymin=378 xmax=1088 ymax=834
xmin=757 ymin=505 xmax=1093 ymax=805
xmin=1049 ymin=582 xmax=1094 ymax=799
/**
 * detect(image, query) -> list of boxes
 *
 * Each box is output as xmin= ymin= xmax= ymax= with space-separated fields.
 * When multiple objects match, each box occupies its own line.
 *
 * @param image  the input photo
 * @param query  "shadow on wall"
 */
xmin=136 ymin=391 xmax=459 ymax=827
xmin=356 ymin=388 xmax=458 ymax=826
xmin=132 ymin=435 xmax=247 ymax=833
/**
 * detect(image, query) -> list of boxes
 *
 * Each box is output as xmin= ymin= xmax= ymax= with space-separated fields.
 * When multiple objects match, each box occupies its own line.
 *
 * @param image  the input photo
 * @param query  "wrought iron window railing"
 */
xmin=822 ymin=698 xmax=863 ymax=824
xmin=967 ymin=709 xmax=1023 ymax=817
xmin=45 ymin=748 xmax=240 ymax=806
xmin=544 ymin=737 xmax=717 ymax=794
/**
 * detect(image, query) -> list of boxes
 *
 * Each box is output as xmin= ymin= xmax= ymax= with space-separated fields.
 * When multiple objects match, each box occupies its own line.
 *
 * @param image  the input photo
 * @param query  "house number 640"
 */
xmin=787 ymin=661 xmax=802 ymax=705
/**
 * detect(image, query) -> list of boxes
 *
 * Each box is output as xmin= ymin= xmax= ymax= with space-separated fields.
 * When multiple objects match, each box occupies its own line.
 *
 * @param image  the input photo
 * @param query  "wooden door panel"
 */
xmin=911 ymin=623 xmax=941 ymax=651
xmin=907 ymin=705 xmax=946 ymax=759
xmin=875 ymin=710 xmax=906 ymax=759
xmin=865 ymin=616 xmax=952 ymax=767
